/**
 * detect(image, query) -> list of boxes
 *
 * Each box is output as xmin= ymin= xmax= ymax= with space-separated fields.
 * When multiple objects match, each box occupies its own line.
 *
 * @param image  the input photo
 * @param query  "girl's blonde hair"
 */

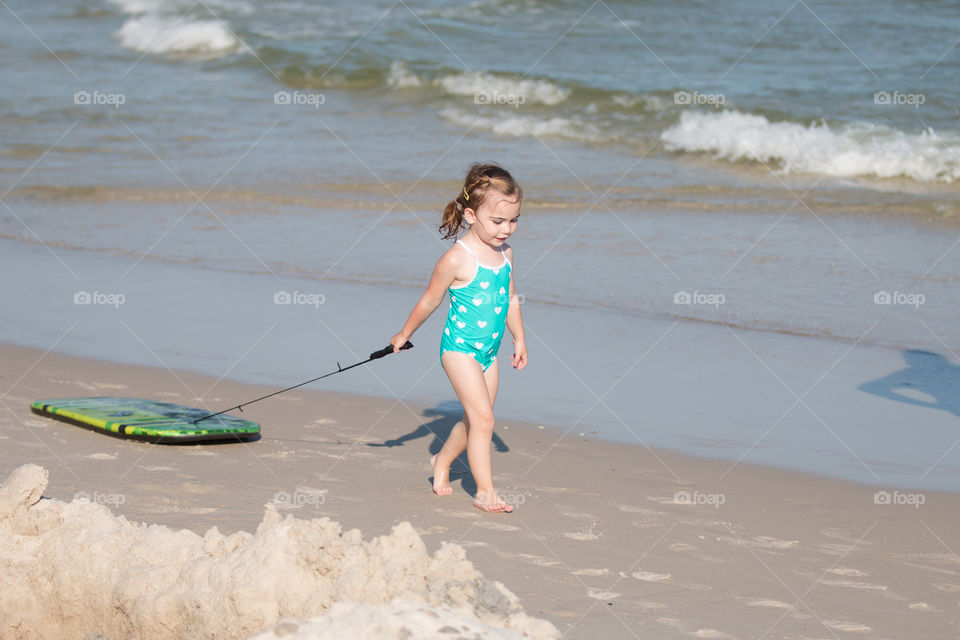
xmin=439 ymin=163 xmax=522 ymax=240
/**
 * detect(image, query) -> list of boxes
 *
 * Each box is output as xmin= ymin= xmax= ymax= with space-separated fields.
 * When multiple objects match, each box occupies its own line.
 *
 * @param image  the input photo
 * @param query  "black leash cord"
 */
xmin=191 ymin=341 xmax=413 ymax=424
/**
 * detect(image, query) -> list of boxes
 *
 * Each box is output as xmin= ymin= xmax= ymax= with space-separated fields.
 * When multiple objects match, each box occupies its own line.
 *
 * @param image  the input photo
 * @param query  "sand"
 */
xmin=1 ymin=342 xmax=959 ymax=639
xmin=0 ymin=464 xmax=555 ymax=639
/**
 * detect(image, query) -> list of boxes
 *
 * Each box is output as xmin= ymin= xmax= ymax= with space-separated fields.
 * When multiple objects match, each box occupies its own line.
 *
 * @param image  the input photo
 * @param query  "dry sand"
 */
xmin=1 ymin=342 xmax=958 ymax=639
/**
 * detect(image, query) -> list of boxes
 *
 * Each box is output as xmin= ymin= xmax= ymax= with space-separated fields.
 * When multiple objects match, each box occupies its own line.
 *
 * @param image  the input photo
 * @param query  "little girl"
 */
xmin=390 ymin=163 xmax=526 ymax=513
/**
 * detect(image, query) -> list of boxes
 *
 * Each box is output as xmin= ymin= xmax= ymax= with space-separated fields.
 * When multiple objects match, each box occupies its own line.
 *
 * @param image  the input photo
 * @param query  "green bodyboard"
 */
xmin=30 ymin=396 xmax=260 ymax=443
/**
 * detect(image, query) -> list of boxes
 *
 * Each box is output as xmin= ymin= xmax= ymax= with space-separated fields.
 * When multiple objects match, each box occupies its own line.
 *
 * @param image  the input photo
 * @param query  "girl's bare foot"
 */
xmin=473 ymin=490 xmax=514 ymax=513
xmin=430 ymin=454 xmax=453 ymax=496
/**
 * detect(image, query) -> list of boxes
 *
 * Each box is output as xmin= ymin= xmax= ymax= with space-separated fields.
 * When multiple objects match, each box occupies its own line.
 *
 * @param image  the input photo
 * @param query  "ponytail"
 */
xmin=439 ymin=199 xmax=464 ymax=239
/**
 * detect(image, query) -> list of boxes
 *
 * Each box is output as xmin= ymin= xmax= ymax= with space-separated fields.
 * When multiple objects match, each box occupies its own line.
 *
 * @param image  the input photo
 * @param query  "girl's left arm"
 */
xmin=505 ymin=246 xmax=527 ymax=370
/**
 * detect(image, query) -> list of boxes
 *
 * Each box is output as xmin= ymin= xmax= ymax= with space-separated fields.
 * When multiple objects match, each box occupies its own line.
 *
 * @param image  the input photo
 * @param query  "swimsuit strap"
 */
xmin=455 ymin=238 xmax=477 ymax=258
xmin=456 ymin=238 xmax=508 ymax=266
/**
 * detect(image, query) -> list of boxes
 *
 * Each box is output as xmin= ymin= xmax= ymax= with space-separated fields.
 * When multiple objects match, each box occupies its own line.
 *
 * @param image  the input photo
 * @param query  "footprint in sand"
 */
xmin=818 ymin=579 xmax=888 ymax=592
xmin=455 ymin=541 xmax=488 ymax=550
xmin=633 ymin=570 xmax=671 ymax=582
xmin=618 ymin=504 xmax=667 ymax=516
xmin=820 ymin=528 xmax=875 ymax=546
xmin=739 ymin=597 xmax=809 ymax=620
xmin=475 ymin=520 xmax=520 ymax=532
xmin=572 ymin=568 xmax=610 ymax=576
xmin=745 ymin=598 xmax=793 ymax=610
xmin=179 ymin=482 xmax=215 ymax=495
xmin=415 ymin=525 xmax=447 ymax=536
xmin=909 ymin=602 xmax=938 ymax=612
xmin=718 ymin=535 xmax=798 ymax=550
xmin=822 ymin=620 xmax=871 ymax=632
xmin=93 ymin=382 xmax=128 ymax=390
xmin=88 ymin=453 xmax=117 ymax=460
xmin=933 ymin=583 xmax=960 ymax=593
xmin=657 ymin=617 xmax=732 ymax=638
xmin=515 ymin=553 xmax=560 ymax=568
xmin=141 ymin=465 xmax=177 ymax=472
xmin=560 ymin=510 xmax=598 ymax=520
xmin=563 ymin=530 xmax=601 ymax=541
xmin=827 ymin=567 xmax=869 ymax=577
xmin=587 ymin=589 xmax=620 ymax=600
xmin=435 ymin=509 xmax=480 ymax=519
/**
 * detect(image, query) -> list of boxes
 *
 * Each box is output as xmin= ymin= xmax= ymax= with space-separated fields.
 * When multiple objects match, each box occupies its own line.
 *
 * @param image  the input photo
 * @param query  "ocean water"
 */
xmin=2 ymin=0 xmax=959 ymax=488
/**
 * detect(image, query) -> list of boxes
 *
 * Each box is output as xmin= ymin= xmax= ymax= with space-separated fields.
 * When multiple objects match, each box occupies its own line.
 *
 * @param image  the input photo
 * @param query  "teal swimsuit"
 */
xmin=440 ymin=239 xmax=512 ymax=371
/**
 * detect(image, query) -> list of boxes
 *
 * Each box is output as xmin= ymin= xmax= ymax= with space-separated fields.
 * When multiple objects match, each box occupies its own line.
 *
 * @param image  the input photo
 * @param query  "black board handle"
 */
xmin=370 ymin=341 xmax=413 ymax=360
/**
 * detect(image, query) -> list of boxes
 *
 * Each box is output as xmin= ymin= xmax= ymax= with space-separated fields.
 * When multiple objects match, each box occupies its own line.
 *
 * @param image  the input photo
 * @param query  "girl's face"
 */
xmin=465 ymin=193 xmax=521 ymax=247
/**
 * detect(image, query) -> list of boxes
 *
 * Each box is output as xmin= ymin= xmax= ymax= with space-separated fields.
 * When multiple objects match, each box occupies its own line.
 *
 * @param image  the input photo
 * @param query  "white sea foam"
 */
xmin=109 ymin=0 xmax=167 ymax=13
xmin=386 ymin=61 xmax=423 ymax=89
xmin=439 ymin=107 xmax=606 ymax=142
xmin=661 ymin=110 xmax=960 ymax=183
xmin=435 ymin=72 xmax=570 ymax=105
xmin=109 ymin=0 xmax=254 ymax=15
xmin=117 ymin=14 xmax=239 ymax=55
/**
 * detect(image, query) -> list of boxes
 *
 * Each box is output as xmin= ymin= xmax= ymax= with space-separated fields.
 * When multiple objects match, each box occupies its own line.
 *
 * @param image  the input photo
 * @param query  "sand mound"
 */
xmin=0 ymin=464 xmax=557 ymax=639
xmin=250 ymin=600 xmax=552 ymax=639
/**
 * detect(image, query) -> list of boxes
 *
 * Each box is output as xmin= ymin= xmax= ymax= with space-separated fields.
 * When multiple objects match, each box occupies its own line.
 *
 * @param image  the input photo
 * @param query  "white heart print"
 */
xmin=499 ymin=286 xmax=506 ymax=295
xmin=457 ymin=321 xmax=466 ymax=329
xmin=455 ymin=337 xmax=464 ymax=344
xmin=458 ymin=305 xmax=467 ymax=313
xmin=480 ymin=281 xmax=489 ymax=289
xmin=494 ymin=306 xmax=502 ymax=314
xmin=445 ymin=327 xmax=450 ymax=336
xmin=477 ymin=320 xmax=487 ymax=328
xmin=474 ymin=341 xmax=484 ymax=349
xmin=492 ymin=332 xmax=499 ymax=339
xmin=472 ymin=298 xmax=483 ymax=306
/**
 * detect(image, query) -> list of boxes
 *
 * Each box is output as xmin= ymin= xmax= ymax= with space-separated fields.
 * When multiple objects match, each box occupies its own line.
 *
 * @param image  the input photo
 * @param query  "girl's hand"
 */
xmin=511 ymin=339 xmax=527 ymax=370
xmin=390 ymin=333 xmax=410 ymax=353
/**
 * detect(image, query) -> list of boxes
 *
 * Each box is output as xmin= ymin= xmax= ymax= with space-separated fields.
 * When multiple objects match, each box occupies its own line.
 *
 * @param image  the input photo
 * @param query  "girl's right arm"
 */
xmin=390 ymin=249 xmax=461 ymax=352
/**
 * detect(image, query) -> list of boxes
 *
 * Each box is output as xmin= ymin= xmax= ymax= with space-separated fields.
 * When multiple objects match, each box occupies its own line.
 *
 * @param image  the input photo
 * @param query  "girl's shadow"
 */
xmin=366 ymin=401 xmax=509 ymax=495
xmin=858 ymin=349 xmax=960 ymax=418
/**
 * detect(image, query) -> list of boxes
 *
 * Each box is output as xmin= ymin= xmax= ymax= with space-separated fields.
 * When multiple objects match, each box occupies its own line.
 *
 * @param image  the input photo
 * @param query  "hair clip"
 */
xmin=462 ymin=187 xmax=470 ymax=202
xmin=455 ymin=201 xmax=464 ymax=212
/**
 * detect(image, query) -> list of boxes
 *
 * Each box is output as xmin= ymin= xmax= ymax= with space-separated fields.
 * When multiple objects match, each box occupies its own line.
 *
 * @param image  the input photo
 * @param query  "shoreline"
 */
xmin=3 ymin=341 xmax=960 ymax=638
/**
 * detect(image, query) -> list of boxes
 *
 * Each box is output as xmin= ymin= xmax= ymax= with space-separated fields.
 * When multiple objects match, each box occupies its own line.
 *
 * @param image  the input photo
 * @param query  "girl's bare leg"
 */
xmin=435 ymin=354 xmax=509 ymax=511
